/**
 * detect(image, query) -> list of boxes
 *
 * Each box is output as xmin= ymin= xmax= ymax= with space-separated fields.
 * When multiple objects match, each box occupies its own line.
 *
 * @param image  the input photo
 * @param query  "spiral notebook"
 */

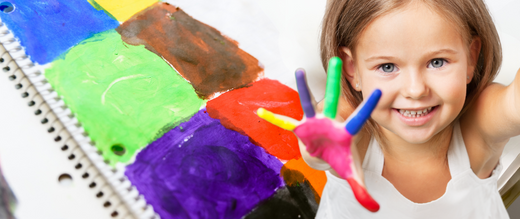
xmin=0 ymin=1 xmax=333 ymax=219
xmin=1 ymin=0 xmax=520 ymax=219
xmin=0 ymin=22 xmax=149 ymax=219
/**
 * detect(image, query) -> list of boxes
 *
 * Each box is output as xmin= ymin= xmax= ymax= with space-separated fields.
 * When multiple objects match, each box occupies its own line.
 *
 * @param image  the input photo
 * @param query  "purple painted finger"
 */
xmin=295 ymin=69 xmax=316 ymax=118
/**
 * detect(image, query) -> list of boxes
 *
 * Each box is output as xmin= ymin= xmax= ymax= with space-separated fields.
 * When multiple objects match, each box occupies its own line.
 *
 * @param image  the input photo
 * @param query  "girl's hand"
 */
xmin=257 ymin=57 xmax=381 ymax=212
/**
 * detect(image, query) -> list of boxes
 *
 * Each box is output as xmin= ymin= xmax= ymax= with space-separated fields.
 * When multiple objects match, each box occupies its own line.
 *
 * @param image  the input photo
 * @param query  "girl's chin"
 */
xmin=396 ymin=134 xmax=435 ymax=144
xmin=382 ymin=125 xmax=438 ymax=144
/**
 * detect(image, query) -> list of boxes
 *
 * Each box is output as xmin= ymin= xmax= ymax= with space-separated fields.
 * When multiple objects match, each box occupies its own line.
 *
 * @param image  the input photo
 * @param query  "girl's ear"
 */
xmin=339 ymin=47 xmax=360 ymax=91
xmin=467 ymin=36 xmax=481 ymax=84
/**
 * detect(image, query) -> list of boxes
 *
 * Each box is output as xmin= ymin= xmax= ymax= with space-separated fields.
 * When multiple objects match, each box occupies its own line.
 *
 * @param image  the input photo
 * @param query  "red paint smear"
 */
xmin=283 ymin=157 xmax=327 ymax=202
xmin=346 ymin=178 xmax=380 ymax=212
xmin=207 ymin=79 xmax=303 ymax=160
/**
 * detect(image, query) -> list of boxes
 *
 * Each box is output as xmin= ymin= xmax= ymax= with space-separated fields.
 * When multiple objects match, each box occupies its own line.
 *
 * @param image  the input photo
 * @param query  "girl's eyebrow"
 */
xmin=364 ymin=49 xmax=459 ymax=62
xmin=424 ymin=48 xmax=459 ymax=57
xmin=364 ymin=55 xmax=394 ymax=62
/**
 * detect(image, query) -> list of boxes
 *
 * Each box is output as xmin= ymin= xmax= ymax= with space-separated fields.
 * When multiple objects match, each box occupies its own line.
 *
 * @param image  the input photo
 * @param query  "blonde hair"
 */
xmin=321 ymin=0 xmax=502 ymax=146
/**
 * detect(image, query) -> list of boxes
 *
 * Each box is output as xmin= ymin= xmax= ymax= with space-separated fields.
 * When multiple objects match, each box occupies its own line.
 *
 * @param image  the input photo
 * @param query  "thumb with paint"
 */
xmin=257 ymin=57 xmax=382 ymax=212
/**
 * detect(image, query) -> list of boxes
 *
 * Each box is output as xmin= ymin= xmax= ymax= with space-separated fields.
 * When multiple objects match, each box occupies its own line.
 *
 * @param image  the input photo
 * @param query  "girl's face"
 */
xmin=349 ymin=2 xmax=476 ymax=144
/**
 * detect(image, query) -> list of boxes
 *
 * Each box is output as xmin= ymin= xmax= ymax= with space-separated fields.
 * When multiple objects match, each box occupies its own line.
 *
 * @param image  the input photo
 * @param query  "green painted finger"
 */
xmin=324 ymin=57 xmax=342 ymax=119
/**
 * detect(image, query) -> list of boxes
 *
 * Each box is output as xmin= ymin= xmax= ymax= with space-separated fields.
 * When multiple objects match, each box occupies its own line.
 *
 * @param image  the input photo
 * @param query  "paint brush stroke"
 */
xmin=89 ymin=0 xmax=158 ymax=22
xmin=45 ymin=30 xmax=203 ymax=165
xmin=0 ymin=0 xmax=119 ymax=64
xmin=207 ymin=79 xmax=304 ymax=160
xmin=126 ymin=110 xmax=283 ymax=219
xmin=116 ymin=2 xmax=263 ymax=99
xmin=245 ymin=169 xmax=319 ymax=219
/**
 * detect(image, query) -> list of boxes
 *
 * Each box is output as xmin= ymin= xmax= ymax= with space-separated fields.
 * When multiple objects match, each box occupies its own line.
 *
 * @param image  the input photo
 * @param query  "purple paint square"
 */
xmin=126 ymin=110 xmax=284 ymax=219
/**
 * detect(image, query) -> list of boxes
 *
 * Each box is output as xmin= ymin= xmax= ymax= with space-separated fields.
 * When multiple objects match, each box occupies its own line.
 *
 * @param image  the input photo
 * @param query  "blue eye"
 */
xmin=378 ymin=63 xmax=396 ymax=73
xmin=428 ymin=59 xmax=445 ymax=68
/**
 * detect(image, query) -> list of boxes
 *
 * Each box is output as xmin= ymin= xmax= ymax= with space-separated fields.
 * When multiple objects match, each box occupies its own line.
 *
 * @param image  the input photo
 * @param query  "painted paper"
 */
xmin=126 ymin=110 xmax=284 ymax=219
xmin=9 ymin=0 xmax=329 ymax=217
xmin=45 ymin=30 xmax=203 ymax=164
xmin=0 ymin=0 xmax=119 ymax=64
xmin=117 ymin=2 xmax=263 ymax=99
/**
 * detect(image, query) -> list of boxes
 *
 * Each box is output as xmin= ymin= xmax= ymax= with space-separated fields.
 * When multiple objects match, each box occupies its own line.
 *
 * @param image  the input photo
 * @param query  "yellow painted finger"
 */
xmin=257 ymin=108 xmax=297 ymax=131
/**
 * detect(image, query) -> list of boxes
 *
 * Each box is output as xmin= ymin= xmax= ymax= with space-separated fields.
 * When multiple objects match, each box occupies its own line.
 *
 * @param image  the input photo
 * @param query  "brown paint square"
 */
xmin=117 ymin=2 xmax=264 ymax=99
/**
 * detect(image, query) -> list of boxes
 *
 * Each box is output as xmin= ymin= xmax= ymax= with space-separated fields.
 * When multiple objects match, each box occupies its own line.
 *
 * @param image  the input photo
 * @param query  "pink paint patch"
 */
xmin=294 ymin=118 xmax=354 ymax=178
xmin=294 ymin=117 xmax=380 ymax=212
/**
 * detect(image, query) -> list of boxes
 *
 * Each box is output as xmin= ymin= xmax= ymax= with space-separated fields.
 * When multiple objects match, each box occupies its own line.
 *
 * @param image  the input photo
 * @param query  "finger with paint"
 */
xmin=256 ymin=108 xmax=299 ymax=131
xmin=345 ymin=89 xmax=382 ymax=135
xmin=323 ymin=57 xmax=342 ymax=119
xmin=295 ymin=68 xmax=316 ymax=118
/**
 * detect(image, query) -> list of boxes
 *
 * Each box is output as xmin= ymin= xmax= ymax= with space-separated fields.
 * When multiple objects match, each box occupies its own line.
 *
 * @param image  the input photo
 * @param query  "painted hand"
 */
xmin=257 ymin=57 xmax=381 ymax=212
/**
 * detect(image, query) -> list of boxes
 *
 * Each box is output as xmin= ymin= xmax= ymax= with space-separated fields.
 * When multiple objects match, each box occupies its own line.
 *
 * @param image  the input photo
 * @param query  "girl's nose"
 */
xmin=402 ymin=71 xmax=429 ymax=100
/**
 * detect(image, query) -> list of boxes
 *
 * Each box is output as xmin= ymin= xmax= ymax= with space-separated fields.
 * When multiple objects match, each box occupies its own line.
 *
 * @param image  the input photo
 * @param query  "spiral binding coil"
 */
xmin=0 ymin=19 xmax=158 ymax=219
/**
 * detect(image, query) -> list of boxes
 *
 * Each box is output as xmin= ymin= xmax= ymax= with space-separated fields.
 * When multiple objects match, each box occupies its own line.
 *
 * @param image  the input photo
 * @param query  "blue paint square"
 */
xmin=0 ymin=0 xmax=119 ymax=64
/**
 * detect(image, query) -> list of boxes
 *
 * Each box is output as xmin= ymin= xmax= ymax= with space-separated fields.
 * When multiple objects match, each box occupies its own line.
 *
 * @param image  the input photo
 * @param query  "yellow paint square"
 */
xmin=90 ymin=0 xmax=158 ymax=22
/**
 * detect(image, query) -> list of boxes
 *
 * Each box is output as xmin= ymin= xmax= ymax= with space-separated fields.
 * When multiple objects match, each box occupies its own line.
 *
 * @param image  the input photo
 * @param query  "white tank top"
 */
xmin=316 ymin=121 xmax=509 ymax=218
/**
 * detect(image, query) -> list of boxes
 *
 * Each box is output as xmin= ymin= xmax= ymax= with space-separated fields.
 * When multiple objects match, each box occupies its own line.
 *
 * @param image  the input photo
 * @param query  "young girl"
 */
xmin=308 ymin=0 xmax=513 ymax=218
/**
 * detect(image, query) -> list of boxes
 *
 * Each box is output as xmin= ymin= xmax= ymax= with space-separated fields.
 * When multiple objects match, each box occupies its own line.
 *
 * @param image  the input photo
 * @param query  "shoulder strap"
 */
xmin=362 ymin=138 xmax=384 ymax=173
xmin=447 ymin=121 xmax=471 ymax=176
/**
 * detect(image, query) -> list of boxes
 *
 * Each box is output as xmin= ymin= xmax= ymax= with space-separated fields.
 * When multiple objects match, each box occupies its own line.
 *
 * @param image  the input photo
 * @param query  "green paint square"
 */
xmin=45 ymin=30 xmax=204 ymax=165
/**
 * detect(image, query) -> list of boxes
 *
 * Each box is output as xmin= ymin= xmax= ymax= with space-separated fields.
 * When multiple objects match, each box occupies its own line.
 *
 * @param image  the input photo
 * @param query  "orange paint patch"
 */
xmin=283 ymin=157 xmax=327 ymax=200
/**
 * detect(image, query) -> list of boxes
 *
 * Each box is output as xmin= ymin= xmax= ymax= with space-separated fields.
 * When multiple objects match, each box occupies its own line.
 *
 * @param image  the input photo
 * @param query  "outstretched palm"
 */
xmin=258 ymin=57 xmax=381 ymax=212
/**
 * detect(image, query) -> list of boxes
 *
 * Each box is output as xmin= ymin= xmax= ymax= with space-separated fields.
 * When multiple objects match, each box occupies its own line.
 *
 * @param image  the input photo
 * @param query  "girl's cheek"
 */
xmin=428 ymin=73 xmax=467 ymax=105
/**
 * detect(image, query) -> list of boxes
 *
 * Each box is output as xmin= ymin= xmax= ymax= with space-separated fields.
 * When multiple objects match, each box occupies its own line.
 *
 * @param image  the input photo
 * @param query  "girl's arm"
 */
xmin=461 ymin=68 xmax=520 ymax=177
xmin=465 ymin=68 xmax=520 ymax=141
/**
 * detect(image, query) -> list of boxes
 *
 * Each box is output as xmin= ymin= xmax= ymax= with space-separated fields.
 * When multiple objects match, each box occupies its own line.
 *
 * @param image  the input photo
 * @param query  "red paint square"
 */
xmin=207 ymin=79 xmax=304 ymax=160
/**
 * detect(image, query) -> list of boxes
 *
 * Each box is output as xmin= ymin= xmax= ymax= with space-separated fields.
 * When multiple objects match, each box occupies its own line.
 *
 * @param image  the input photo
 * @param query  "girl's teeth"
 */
xmin=398 ymin=107 xmax=434 ymax=117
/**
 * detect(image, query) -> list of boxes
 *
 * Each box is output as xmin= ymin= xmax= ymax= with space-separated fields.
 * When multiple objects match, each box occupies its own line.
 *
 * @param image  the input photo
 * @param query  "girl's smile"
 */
xmin=393 ymin=105 xmax=438 ymax=127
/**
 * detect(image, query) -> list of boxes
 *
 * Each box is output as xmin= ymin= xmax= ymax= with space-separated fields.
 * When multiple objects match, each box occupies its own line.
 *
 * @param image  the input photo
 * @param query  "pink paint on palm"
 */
xmin=294 ymin=118 xmax=354 ymax=179
xmin=294 ymin=117 xmax=380 ymax=212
